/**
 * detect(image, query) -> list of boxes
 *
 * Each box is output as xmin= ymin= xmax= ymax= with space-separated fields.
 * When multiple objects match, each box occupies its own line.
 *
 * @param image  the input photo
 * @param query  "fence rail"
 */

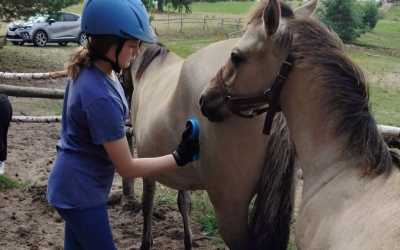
xmin=1 ymin=82 xmax=399 ymax=140
xmin=0 ymin=84 xmax=64 ymax=99
xmin=152 ymin=15 xmax=243 ymax=34
xmin=0 ymin=70 xmax=67 ymax=80
xmin=12 ymin=115 xmax=62 ymax=123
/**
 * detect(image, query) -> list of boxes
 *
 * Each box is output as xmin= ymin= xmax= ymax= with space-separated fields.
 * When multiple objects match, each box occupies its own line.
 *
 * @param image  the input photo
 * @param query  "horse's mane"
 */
xmin=135 ymin=44 xmax=169 ymax=81
xmin=286 ymin=18 xmax=400 ymax=175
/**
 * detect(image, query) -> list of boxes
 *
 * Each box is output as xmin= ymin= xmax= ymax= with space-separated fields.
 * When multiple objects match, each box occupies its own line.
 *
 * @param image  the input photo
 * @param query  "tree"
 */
xmin=0 ymin=0 xmax=81 ymax=21
xmin=142 ymin=0 xmax=191 ymax=13
xmin=318 ymin=0 xmax=362 ymax=42
xmin=362 ymin=0 xmax=379 ymax=30
xmin=167 ymin=0 xmax=192 ymax=13
xmin=318 ymin=0 xmax=381 ymax=43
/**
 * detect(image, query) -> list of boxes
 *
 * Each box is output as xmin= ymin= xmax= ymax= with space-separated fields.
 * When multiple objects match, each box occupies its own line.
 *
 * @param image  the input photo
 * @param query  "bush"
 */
xmin=318 ymin=0 xmax=362 ymax=42
xmin=318 ymin=0 xmax=380 ymax=43
xmin=362 ymin=0 xmax=380 ymax=30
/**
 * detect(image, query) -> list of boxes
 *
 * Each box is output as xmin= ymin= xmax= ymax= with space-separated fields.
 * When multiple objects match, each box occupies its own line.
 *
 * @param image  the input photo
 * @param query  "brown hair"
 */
xmin=66 ymin=36 xmax=120 ymax=79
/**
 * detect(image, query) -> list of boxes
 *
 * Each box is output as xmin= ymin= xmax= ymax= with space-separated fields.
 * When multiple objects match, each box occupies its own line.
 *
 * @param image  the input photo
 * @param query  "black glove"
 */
xmin=172 ymin=125 xmax=200 ymax=166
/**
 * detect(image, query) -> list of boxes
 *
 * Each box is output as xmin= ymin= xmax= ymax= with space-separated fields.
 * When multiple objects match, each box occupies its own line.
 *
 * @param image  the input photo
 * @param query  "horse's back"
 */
xmin=132 ymin=39 xmax=241 ymax=190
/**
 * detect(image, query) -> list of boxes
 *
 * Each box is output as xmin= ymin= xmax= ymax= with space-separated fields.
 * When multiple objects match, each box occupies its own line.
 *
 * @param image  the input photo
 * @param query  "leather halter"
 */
xmin=223 ymin=54 xmax=294 ymax=135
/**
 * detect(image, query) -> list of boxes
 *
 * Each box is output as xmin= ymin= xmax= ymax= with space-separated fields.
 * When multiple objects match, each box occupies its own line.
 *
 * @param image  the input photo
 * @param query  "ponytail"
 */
xmin=66 ymin=36 xmax=119 ymax=79
xmin=66 ymin=47 xmax=92 ymax=79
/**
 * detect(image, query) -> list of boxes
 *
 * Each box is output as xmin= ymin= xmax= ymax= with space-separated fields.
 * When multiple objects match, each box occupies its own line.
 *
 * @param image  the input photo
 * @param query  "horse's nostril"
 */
xmin=199 ymin=95 xmax=205 ymax=107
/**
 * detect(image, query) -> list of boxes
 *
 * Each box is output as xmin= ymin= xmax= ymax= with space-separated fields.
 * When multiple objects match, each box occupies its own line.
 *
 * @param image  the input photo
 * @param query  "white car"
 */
xmin=6 ymin=12 xmax=86 ymax=47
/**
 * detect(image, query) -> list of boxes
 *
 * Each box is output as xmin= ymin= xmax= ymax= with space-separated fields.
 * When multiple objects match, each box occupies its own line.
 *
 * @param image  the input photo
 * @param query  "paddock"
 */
xmin=1 ymin=3 xmax=400 ymax=246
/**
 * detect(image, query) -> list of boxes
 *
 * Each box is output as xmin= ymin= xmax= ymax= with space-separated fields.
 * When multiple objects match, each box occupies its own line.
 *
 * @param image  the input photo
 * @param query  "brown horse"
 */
xmin=124 ymin=2 xmax=309 ymax=248
xmin=200 ymin=0 xmax=400 ymax=249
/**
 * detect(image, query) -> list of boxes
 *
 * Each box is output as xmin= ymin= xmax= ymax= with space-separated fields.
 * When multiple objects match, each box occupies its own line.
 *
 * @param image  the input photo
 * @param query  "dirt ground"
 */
xmin=0 ymin=76 xmax=219 ymax=250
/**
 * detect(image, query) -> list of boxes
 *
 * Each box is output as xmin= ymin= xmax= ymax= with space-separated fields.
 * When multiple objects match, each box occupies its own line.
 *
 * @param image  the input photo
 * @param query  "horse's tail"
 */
xmin=249 ymin=113 xmax=296 ymax=250
xmin=134 ymin=43 xmax=169 ymax=81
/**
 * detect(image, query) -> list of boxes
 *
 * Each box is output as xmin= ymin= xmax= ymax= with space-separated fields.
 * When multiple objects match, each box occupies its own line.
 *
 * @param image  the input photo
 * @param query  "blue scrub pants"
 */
xmin=56 ymin=205 xmax=117 ymax=250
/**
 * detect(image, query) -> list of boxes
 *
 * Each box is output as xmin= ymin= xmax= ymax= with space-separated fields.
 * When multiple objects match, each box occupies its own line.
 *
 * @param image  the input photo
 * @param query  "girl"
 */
xmin=47 ymin=0 xmax=199 ymax=249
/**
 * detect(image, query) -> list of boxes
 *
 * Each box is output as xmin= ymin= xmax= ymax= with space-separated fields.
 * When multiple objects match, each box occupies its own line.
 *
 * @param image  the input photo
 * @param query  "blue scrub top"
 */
xmin=47 ymin=66 xmax=129 ymax=209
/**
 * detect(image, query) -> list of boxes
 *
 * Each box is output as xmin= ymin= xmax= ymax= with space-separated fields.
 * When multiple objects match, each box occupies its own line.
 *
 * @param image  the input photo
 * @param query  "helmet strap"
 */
xmin=113 ymin=39 xmax=126 ymax=74
xmin=88 ymin=37 xmax=126 ymax=74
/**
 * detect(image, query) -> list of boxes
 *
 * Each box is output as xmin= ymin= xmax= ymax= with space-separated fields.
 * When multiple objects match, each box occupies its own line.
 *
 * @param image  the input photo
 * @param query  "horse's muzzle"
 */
xmin=199 ymin=91 xmax=227 ymax=122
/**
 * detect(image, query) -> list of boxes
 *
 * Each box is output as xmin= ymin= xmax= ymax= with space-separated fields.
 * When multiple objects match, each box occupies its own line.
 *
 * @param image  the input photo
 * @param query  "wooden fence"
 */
xmin=1 ymin=76 xmax=399 ymax=140
xmin=152 ymin=15 xmax=244 ymax=35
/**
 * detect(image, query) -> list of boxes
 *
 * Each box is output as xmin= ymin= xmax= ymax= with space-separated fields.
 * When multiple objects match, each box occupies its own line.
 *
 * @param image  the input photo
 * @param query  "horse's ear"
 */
xmin=263 ymin=0 xmax=281 ymax=37
xmin=294 ymin=0 xmax=318 ymax=18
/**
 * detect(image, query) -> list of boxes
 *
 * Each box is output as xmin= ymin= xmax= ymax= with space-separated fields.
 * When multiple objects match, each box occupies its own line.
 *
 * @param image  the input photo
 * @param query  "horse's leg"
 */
xmin=122 ymin=125 xmax=140 ymax=209
xmin=212 ymin=199 xmax=251 ymax=250
xmin=178 ymin=190 xmax=193 ymax=250
xmin=141 ymin=179 xmax=156 ymax=250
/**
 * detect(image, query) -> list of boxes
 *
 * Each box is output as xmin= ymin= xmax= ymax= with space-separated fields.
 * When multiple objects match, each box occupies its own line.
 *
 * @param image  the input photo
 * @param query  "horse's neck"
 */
xmin=170 ymin=39 xmax=240 ymax=116
xmin=133 ymin=52 xmax=183 ymax=104
xmin=280 ymin=70 xmax=359 ymax=202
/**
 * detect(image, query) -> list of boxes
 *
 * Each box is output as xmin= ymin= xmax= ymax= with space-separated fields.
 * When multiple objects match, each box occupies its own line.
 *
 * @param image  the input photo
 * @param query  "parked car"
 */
xmin=6 ymin=12 xmax=86 ymax=47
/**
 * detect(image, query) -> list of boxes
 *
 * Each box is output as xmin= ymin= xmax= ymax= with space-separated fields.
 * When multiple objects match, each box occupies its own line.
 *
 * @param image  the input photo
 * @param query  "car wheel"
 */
xmin=78 ymin=33 xmax=87 ymax=46
xmin=33 ymin=31 xmax=48 ymax=47
xmin=58 ymin=42 xmax=68 ymax=46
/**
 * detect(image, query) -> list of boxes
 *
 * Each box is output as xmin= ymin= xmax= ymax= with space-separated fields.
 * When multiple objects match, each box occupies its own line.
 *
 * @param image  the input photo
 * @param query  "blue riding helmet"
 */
xmin=81 ymin=0 xmax=157 ymax=44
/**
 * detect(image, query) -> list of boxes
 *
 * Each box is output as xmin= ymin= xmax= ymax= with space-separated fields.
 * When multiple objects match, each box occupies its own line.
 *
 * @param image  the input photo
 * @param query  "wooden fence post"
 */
xmin=167 ymin=12 xmax=170 ymax=32
xmin=236 ymin=18 xmax=241 ymax=30
xmin=180 ymin=11 xmax=183 ymax=32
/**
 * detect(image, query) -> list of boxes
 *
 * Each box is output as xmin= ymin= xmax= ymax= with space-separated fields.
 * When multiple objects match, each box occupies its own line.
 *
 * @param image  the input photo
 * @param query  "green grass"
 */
xmin=0 ymin=43 xmax=76 ymax=72
xmin=164 ymin=35 xmax=222 ymax=57
xmin=0 ymin=22 xmax=7 ymax=35
xmin=370 ymin=86 xmax=400 ymax=126
xmin=356 ymin=6 xmax=400 ymax=50
xmin=348 ymin=49 xmax=400 ymax=75
xmin=385 ymin=4 xmax=400 ymax=21
xmin=348 ymin=5 xmax=400 ymax=126
xmin=66 ymin=1 xmax=257 ymax=15
xmin=191 ymin=192 xmax=218 ymax=236
xmin=345 ymin=50 xmax=400 ymax=125
xmin=190 ymin=1 xmax=256 ymax=15
xmin=0 ymin=175 xmax=22 ymax=190
xmin=66 ymin=0 xmax=304 ymax=16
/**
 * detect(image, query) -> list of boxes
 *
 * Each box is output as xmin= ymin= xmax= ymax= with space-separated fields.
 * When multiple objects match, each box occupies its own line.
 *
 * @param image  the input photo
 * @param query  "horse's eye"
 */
xmin=230 ymin=51 xmax=245 ymax=67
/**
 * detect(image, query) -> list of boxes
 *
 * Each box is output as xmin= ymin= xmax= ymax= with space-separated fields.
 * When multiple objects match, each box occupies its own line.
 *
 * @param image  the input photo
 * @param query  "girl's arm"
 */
xmin=103 ymin=124 xmax=199 ymax=178
xmin=103 ymin=137 xmax=177 ymax=178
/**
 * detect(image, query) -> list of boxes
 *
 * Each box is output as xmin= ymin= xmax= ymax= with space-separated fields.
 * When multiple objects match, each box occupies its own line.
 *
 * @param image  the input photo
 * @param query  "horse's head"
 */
xmin=200 ymin=0 xmax=317 ymax=126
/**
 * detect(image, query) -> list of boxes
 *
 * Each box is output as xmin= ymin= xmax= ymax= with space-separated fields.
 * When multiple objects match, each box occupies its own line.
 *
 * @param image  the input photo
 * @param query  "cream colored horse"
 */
xmin=127 ymin=5 xmax=299 ymax=248
xmin=200 ymin=0 xmax=400 ymax=249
